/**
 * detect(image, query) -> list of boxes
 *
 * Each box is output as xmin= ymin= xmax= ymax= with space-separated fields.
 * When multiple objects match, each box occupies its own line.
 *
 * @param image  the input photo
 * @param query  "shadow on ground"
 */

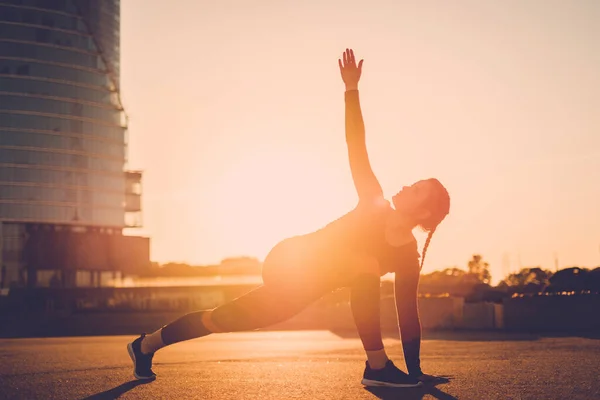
xmin=365 ymin=378 xmax=457 ymax=400
xmin=80 ymin=379 xmax=154 ymax=400
xmin=79 ymin=378 xmax=457 ymax=400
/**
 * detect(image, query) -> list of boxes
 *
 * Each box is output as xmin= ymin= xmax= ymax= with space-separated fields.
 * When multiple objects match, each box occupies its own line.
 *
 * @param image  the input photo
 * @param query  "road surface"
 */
xmin=0 ymin=330 xmax=598 ymax=399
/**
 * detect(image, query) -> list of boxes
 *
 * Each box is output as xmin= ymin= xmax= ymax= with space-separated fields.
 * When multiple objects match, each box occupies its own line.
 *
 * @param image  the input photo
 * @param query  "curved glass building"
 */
xmin=0 ymin=0 xmax=148 ymax=289
xmin=0 ymin=0 xmax=126 ymax=226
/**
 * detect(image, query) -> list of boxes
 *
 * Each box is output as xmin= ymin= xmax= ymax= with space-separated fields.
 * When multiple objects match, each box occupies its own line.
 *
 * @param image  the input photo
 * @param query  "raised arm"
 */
xmin=338 ymin=49 xmax=383 ymax=203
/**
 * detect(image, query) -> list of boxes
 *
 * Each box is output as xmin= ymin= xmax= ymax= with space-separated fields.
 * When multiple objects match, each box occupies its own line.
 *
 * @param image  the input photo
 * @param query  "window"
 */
xmin=2 ymin=23 xmax=95 ymax=52
xmin=2 ymin=0 xmax=78 ymax=16
xmin=0 ymin=166 xmax=125 ymax=190
xmin=0 ymin=130 xmax=124 ymax=158
xmin=0 ymin=5 xmax=87 ymax=32
xmin=15 ymin=65 xmax=29 ymax=76
xmin=40 ymin=0 xmax=68 ymax=11
xmin=0 ymin=203 xmax=125 ymax=226
xmin=0 ymin=94 xmax=122 ymax=124
xmin=35 ymin=28 xmax=51 ymax=43
xmin=0 ymin=112 xmax=126 ymax=141
xmin=40 ymin=16 xmax=55 ymax=28
xmin=0 ymin=77 xmax=115 ymax=105
xmin=0 ymin=184 xmax=125 ymax=207
xmin=0 ymin=41 xmax=101 ymax=69
xmin=0 ymin=148 xmax=124 ymax=173
xmin=21 ymin=11 xmax=36 ymax=24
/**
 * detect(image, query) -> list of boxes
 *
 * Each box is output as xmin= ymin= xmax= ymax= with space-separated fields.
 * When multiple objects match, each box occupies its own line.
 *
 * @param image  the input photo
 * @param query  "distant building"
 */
xmin=0 ymin=0 xmax=149 ymax=288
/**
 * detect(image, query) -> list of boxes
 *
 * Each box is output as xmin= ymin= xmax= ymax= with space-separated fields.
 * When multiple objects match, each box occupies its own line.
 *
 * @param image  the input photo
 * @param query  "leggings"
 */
xmin=161 ymin=240 xmax=347 ymax=345
xmin=159 ymin=243 xmax=423 ymax=376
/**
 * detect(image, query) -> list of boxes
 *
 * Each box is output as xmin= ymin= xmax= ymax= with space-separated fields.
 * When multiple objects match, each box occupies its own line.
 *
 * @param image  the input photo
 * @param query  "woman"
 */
xmin=128 ymin=49 xmax=450 ymax=388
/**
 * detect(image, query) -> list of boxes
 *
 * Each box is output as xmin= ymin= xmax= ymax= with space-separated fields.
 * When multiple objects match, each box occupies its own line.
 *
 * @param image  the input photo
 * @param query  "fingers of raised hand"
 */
xmin=344 ymin=48 xmax=355 ymax=66
xmin=340 ymin=49 xmax=362 ymax=70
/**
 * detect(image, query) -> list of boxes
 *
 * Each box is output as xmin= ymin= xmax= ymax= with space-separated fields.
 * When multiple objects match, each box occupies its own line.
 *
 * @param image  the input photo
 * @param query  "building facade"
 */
xmin=0 ymin=0 xmax=148 ymax=289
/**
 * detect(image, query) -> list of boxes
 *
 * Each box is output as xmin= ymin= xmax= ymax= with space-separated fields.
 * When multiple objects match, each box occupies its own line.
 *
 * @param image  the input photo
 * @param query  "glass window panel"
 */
xmin=0 ymin=3 xmax=83 ymax=29
xmin=0 ymin=23 xmax=95 ymax=52
xmin=0 ymin=184 xmax=124 ymax=206
xmin=0 ymin=77 xmax=114 ymax=105
xmin=0 ymin=58 xmax=110 ymax=88
xmin=0 ymin=202 xmax=124 ymax=226
xmin=33 ymin=0 xmax=77 ymax=14
xmin=0 ymin=148 xmax=123 ymax=172
xmin=0 ymin=112 xmax=125 ymax=141
xmin=1 ymin=222 xmax=25 ymax=237
xmin=0 ymin=166 xmax=124 ymax=190
xmin=0 ymin=131 xmax=124 ymax=158
xmin=0 ymin=41 xmax=101 ymax=69
xmin=0 ymin=95 xmax=122 ymax=124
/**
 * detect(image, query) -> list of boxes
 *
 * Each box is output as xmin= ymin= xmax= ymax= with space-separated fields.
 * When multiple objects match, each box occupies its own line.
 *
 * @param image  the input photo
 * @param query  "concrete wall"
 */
xmin=1 ymin=287 xmax=468 ymax=336
xmin=461 ymin=302 xmax=497 ymax=330
xmin=416 ymin=296 xmax=464 ymax=329
xmin=4 ymin=284 xmax=599 ymax=337
xmin=502 ymin=294 xmax=600 ymax=332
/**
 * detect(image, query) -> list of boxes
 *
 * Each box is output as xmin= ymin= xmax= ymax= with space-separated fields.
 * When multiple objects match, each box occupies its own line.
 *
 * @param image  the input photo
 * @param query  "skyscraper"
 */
xmin=0 ymin=0 xmax=148 ymax=289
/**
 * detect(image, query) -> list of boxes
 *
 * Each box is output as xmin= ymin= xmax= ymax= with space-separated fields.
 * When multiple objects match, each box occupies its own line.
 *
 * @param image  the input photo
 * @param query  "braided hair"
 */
xmin=420 ymin=227 xmax=436 ymax=271
xmin=417 ymin=179 xmax=450 ymax=271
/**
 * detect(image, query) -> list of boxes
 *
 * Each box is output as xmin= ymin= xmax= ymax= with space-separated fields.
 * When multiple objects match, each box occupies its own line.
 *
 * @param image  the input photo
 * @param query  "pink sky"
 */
xmin=120 ymin=0 xmax=600 ymax=283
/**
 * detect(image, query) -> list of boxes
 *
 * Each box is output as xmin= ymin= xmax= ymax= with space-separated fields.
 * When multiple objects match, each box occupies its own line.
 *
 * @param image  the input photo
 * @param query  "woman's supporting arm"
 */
xmin=394 ymin=267 xmax=423 ymax=377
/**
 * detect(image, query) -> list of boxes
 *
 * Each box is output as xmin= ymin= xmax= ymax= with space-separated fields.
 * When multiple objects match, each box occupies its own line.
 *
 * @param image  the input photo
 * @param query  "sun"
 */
xmin=207 ymin=150 xmax=350 ymax=261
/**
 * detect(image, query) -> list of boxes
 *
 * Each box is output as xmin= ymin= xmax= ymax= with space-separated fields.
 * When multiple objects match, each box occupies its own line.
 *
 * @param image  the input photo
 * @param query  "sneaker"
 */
xmin=361 ymin=360 xmax=423 ymax=388
xmin=127 ymin=334 xmax=156 ymax=380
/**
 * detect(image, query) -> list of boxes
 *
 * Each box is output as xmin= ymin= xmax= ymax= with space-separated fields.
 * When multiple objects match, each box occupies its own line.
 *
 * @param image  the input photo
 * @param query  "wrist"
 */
xmin=345 ymin=84 xmax=359 ymax=92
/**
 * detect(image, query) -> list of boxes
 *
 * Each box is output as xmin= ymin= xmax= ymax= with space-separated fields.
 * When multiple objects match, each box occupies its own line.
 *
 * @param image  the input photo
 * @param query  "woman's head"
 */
xmin=392 ymin=178 xmax=449 ymax=227
xmin=391 ymin=178 xmax=450 ymax=269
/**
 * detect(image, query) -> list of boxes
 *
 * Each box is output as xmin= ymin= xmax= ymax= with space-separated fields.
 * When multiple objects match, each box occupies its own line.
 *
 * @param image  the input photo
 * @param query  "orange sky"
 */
xmin=120 ymin=0 xmax=600 ymax=283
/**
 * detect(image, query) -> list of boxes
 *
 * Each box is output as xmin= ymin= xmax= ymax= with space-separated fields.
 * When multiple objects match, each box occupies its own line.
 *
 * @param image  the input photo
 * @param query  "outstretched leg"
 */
xmin=140 ymin=277 xmax=329 ymax=355
xmin=159 ymin=282 xmax=325 ymax=346
xmin=128 ymin=280 xmax=328 ymax=380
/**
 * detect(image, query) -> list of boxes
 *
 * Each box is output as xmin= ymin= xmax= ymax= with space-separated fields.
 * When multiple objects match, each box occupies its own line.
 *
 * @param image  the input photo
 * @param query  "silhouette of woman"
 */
xmin=128 ymin=48 xmax=450 ymax=388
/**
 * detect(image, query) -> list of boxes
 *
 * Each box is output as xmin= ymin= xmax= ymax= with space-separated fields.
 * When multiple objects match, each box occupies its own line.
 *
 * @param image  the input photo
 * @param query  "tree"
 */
xmin=467 ymin=254 xmax=492 ymax=285
xmin=545 ymin=267 xmax=595 ymax=293
xmin=499 ymin=267 xmax=553 ymax=294
xmin=419 ymin=266 xmax=481 ymax=297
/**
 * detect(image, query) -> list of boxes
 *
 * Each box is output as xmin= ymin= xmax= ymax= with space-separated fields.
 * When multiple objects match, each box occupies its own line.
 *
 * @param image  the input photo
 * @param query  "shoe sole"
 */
xmin=127 ymin=342 xmax=156 ymax=381
xmin=361 ymin=378 xmax=423 ymax=388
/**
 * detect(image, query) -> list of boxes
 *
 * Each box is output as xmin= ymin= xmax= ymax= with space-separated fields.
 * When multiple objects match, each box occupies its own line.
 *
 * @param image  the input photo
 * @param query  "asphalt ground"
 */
xmin=0 ymin=330 xmax=598 ymax=400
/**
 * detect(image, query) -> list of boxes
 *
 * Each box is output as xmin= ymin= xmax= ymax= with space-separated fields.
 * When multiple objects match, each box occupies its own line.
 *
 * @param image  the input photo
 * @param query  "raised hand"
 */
xmin=338 ymin=48 xmax=363 ymax=91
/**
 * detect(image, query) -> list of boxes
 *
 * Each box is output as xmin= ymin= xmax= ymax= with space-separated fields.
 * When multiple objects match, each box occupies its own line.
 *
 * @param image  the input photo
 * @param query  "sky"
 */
xmin=119 ymin=0 xmax=600 ymax=283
